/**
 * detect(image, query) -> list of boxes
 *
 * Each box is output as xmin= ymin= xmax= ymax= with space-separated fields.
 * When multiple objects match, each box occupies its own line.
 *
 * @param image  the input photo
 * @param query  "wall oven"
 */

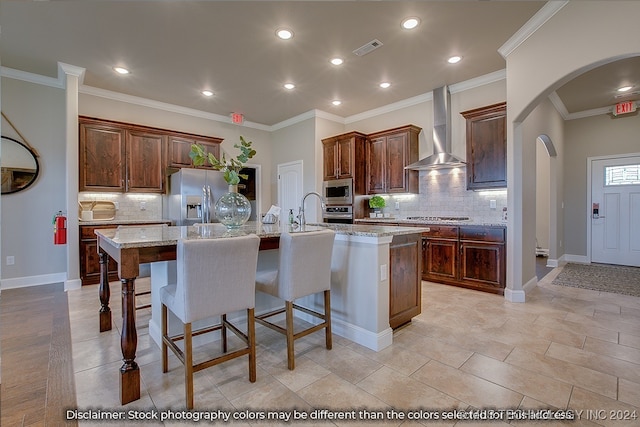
xmin=322 ymin=205 xmax=353 ymax=224
xmin=322 ymin=178 xmax=353 ymax=205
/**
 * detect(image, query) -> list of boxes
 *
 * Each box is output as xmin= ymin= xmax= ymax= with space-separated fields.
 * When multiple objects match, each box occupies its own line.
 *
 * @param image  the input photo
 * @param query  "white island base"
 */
xmin=148 ymin=229 xmax=421 ymax=352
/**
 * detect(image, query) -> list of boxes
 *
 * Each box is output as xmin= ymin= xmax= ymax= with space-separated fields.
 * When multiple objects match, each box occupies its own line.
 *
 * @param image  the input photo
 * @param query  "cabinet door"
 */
xmin=463 ymin=103 xmax=507 ymax=190
xmin=459 ymin=242 xmax=505 ymax=290
xmin=366 ymin=136 xmax=386 ymax=194
xmin=79 ymin=122 xmax=126 ymax=191
xmin=424 ymin=238 xmax=458 ymax=281
xmin=79 ymin=239 xmax=119 ymax=285
xmin=126 ymin=130 xmax=165 ymax=192
xmin=170 ymin=136 xmax=221 ymax=169
xmin=389 ymin=234 xmax=421 ymax=329
xmin=169 ymin=136 xmax=196 ymax=168
xmin=337 ymin=136 xmax=354 ymax=179
xmin=322 ymin=140 xmax=338 ymax=180
xmin=386 ymin=132 xmax=408 ymax=193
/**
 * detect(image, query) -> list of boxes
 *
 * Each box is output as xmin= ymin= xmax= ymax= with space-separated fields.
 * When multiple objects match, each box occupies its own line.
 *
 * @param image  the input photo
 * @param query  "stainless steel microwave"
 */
xmin=322 ymin=178 xmax=353 ymax=205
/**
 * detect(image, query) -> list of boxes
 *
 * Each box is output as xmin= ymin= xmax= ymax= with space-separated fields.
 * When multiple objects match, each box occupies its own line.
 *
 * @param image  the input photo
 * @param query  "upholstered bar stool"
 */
xmin=255 ymin=229 xmax=336 ymax=370
xmin=161 ymin=234 xmax=260 ymax=409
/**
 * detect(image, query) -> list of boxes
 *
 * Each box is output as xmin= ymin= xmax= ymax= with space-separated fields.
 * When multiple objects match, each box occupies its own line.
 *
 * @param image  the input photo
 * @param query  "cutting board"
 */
xmin=78 ymin=200 xmax=116 ymax=221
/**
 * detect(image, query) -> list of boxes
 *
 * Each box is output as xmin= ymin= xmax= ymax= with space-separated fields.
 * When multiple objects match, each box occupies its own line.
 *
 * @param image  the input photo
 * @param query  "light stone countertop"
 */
xmin=94 ymin=221 xmax=429 ymax=249
xmin=354 ymin=218 xmax=507 ymax=227
xmin=78 ymin=219 xmax=173 ymax=226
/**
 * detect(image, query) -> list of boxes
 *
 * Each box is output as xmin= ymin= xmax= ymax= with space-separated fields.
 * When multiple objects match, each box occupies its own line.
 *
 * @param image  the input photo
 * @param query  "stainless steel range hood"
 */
xmin=405 ymin=86 xmax=466 ymax=170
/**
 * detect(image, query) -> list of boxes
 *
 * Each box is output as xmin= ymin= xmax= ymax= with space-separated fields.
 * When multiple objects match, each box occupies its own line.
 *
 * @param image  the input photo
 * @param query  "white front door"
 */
xmin=277 ymin=160 xmax=303 ymax=223
xmin=590 ymin=155 xmax=640 ymax=267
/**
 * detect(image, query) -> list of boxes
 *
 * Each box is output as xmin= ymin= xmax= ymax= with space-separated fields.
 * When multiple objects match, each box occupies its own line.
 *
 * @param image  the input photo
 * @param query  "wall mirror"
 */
xmin=1 ymin=136 xmax=40 ymax=194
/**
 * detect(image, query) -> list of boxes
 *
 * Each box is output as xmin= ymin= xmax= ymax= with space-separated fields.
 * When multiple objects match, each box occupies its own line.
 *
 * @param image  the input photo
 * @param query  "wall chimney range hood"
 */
xmin=405 ymin=86 xmax=466 ymax=170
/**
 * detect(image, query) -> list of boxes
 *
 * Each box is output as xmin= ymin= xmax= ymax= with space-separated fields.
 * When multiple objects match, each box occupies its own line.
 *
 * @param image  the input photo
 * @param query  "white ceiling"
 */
xmin=1 ymin=1 xmax=638 ymax=126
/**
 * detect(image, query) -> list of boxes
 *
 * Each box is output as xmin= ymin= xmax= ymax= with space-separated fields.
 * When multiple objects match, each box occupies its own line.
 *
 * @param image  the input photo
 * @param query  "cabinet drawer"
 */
xmin=422 ymin=225 xmax=458 ymax=239
xmin=80 ymin=225 xmax=118 ymax=240
xmin=459 ymin=226 xmax=505 ymax=242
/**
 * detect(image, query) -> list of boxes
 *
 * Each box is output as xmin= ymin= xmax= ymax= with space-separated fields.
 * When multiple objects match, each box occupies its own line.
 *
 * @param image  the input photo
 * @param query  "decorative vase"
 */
xmin=215 ymin=185 xmax=252 ymax=228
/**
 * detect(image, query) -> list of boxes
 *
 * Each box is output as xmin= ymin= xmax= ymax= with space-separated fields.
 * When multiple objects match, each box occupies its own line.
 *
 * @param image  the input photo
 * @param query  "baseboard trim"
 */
xmin=564 ymin=254 xmax=588 ymax=264
xmin=504 ymin=287 xmax=526 ymax=303
xmin=0 ymin=272 xmax=67 ymax=290
xmin=65 ymin=278 xmax=82 ymax=291
xmin=296 ymin=310 xmax=392 ymax=351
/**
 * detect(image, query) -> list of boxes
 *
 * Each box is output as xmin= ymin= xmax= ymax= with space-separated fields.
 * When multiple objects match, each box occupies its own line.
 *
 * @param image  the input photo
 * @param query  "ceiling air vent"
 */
xmin=352 ymin=39 xmax=383 ymax=56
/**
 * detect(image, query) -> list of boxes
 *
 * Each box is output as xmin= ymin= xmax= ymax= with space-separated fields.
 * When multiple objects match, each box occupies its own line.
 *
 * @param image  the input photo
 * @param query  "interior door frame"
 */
xmin=586 ymin=152 xmax=640 ymax=264
xmin=277 ymin=160 xmax=304 ymax=220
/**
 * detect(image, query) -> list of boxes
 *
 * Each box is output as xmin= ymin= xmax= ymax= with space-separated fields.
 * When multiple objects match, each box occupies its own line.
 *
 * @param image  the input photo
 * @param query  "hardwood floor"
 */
xmin=0 ymin=283 xmax=77 ymax=426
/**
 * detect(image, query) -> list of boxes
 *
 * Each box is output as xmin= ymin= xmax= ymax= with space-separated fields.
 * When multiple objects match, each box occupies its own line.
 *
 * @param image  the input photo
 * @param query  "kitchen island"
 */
xmin=95 ymin=221 xmax=427 ymax=404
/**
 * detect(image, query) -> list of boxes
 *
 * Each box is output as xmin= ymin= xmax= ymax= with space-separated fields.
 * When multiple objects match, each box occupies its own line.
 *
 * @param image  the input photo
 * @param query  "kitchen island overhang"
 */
xmin=95 ymin=221 xmax=427 ymax=404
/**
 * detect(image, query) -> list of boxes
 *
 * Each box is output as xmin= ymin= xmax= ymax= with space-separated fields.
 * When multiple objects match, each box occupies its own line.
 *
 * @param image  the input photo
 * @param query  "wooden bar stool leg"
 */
xmin=324 ymin=290 xmax=332 ymax=350
xmin=221 ymin=314 xmax=228 ymax=353
xmin=285 ymin=301 xmax=295 ymax=370
xmin=248 ymin=308 xmax=257 ymax=382
xmin=161 ymin=304 xmax=168 ymax=373
xmin=184 ymin=323 xmax=194 ymax=410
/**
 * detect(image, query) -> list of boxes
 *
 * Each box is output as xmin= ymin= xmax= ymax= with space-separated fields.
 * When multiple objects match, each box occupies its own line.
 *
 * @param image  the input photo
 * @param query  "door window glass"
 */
xmin=605 ymin=164 xmax=640 ymax=186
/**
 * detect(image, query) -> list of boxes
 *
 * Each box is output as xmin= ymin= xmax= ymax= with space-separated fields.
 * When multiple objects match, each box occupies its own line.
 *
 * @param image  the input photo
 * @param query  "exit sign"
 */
xmin=613 ymin=101 xmax=637 ymax=116
xmin=231 ymin=112 xmax=244 ymax=124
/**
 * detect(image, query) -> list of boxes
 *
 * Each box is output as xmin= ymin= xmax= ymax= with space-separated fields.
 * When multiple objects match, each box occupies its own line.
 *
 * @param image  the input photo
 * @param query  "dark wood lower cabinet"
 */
xmin=80 ymin=222 xmax=171 ymax=285
xmin=389 ymin=233 xmax=421 ymax=329
xmin=422 ymin=225 xmax=506 ymax=295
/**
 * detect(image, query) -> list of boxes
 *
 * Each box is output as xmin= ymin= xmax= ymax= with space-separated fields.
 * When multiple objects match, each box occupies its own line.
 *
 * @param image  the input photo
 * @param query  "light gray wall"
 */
xmin=270 ymin=117 xmax=317 ymax=197
xmin=564 ymin=113 xmax=640 ymax=257
xmin=1 ymin=77 xmax=67 ymax=282
xmin=521 ymin=98 xmax=565 ymax=263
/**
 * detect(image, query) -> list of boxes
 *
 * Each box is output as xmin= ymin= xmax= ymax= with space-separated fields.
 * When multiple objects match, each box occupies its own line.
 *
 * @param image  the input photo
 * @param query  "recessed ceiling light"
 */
xmin=276 ymin=28 xmax=294 ymax=40
xmin=332 ymin=100 xmax=342 ymax=106
xmin=447 ymin=56 xmax=462 ymax=64
xmin=284 ymin=83 xmax=295 ymax=90
xmin=201 ymin=90 xmax=214 ymax=97
xmin=618 ymin=85 xmax=633 ymax=92
xmin=379 ymin=82 xmax=391 ymax=89
xmin=330 ymin=58 xmax=344 ymax=66
xmin=113 ymin=67 xmax=130 ymax=75
xmin=401 ymin=17 xmax=420 ymax=30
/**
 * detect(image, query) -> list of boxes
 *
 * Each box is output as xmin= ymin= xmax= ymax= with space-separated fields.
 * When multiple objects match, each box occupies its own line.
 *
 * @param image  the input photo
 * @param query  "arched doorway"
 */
xmin=502 ymin=1 xmax=640 ymax=302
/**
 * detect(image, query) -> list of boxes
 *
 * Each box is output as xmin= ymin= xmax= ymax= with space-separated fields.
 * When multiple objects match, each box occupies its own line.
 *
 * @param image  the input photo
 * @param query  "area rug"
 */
xmin=552 ymin=263 xmax=640 ymax=297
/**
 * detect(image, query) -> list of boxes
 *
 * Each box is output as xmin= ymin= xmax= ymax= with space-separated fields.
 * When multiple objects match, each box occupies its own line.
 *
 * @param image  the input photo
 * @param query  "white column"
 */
xmin=58 ymin=62 xmax=85 ymax=291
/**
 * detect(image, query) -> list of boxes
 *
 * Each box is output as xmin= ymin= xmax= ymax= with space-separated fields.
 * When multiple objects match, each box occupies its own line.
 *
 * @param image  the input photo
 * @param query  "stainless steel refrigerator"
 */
xmin=167 ymin=168 xmax=258 ymax=225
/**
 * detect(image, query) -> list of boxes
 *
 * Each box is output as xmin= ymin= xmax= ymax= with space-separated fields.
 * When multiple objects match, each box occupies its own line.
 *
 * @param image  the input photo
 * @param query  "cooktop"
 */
xmin=404 ymin=216 xmax=470 ymax=222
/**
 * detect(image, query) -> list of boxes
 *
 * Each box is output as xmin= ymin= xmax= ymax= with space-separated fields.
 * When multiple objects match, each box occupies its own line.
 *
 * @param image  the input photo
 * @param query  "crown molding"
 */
xmin=271 ymin=109 xmax=345 ymax=131
xmin=499 ymin=1 xmax=569 ymax=59
xmin=0 ymin=66 xmax=62 ymax=89
xmin=79 ymin=85 xmax=271 ymax=131
xmin=58 ymin=62 xmax=86 ymax=84
xmin=449 ymin=69 xmax=506 ymax=94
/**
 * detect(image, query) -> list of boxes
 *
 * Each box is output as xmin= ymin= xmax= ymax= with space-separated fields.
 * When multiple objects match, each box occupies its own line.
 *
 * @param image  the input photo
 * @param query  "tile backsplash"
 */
xmin=378 ymin=169 xmax=507 ymax=224
xmin=78 ymin=193 xmax=163 ymax=221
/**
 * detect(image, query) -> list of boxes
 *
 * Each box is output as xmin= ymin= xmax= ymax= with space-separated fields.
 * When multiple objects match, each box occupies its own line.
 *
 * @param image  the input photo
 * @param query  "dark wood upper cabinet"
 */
xmin=79 ymin=120 xmax=126 ymax=192
xmin=461 ymin=102 xmax=507 ymax=190
xmin=366 ymin=125 xmax=420 ymax=194
xmin=79 ymin=116 xmax=223 ymax=193
xmin=321 ymin=131 xmax=366 ymax=193
xmin=169 ymin=135 xmax=222 ymax=169
xmin=126 ymin=130 xmax=165 ymax=192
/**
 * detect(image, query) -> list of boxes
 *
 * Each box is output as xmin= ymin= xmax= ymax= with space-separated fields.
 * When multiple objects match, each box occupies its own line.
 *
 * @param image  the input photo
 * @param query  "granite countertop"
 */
xmin=79 ymin=219 xmax=173 ymax=226
xmin=94 ymin=221 xmax=429 ymax=249
xmin=354 ymin=218 xmax=507 ymax=227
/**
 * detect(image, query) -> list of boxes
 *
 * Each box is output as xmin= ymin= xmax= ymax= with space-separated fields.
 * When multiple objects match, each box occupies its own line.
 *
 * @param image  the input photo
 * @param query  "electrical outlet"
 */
xmin=114 ymin=201 xmax=120 ymax=210
xmin=490 ymin=199 xmax=496 ymax=209
xmin=6 ymin=256 xmax=15 ymax=265
xmin=140 ymin=201 xmax=146 ymax=211
xmin=395 ymin=201 xmax=400 ymax=210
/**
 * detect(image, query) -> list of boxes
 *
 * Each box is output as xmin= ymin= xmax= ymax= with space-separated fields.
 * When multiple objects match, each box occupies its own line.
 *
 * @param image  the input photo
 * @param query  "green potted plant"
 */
xmin=189 ymin=136 xmax=256 ymax=228
xmin=368 ymin=195 xmax=386 ymax=218
xmin=189 ymin=135 xmax=256 ymax=185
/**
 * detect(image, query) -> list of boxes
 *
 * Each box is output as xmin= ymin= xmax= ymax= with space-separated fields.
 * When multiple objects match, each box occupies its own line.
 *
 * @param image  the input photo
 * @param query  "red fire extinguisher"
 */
xmin=53 ymin=211 xmax=67 ymax=245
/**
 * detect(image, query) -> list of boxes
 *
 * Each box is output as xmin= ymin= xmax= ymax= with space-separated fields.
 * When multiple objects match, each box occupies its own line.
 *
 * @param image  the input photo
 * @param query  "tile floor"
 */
xmin=66 ymin=267 xmax=640 ymax=426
